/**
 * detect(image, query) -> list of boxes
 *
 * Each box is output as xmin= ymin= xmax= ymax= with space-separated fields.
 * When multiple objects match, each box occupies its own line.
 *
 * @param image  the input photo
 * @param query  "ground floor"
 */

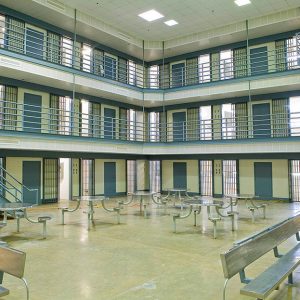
xmin=0 ymin=198 xmax=300 ymax=299
xmin=1 ymin=156 xmax=300 ymax=203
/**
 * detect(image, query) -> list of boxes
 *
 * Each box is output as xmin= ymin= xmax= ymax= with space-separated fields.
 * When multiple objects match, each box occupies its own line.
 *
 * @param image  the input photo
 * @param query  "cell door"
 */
xmin=23 ymin=161 xmax=41 ymax=204
xmin=250 ymin=46 xmax=268 ymax=76
xmin=23 ymin=93 xmax=42 ymax=133
xmin=173 ymin=112 xmax=186 ymax=141
xmin=104 ymin=55 xmax=117 ymax=80
xmin=26 ymin=27 xmax=44 ymax=60
xmin=171 ymin=62 xmax=185 ymax=87
xmin=104 ymin=107 xmax=116 ymax=139
xmin=104 ymin=162 xmax=116 ymax=196
xmin=252 ymin=103 xmax=271 ymax=138
xmin=173 ymin=162 xmax=187 ymax=189
xmin=254 ymin=162 xmax=272 ymax=198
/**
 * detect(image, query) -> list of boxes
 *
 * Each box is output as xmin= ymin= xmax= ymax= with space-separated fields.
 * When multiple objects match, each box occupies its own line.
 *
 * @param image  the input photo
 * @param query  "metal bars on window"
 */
xmin=222 ymin=160 xmax=237 ymax=196
xmin=127 ymin=160 xmax=136 ymax=194
xmin=43 ymin=158 xmax=58 ymax=203
xmin=290 ymin=160 xmax=300 ymax=202
xmin=81 ymin=159 xmax=94 ymax=196
xmin=149 ymin=161 xmax=161 ymax=192
xmin=199 ymin=160 xmax=213 ymax=196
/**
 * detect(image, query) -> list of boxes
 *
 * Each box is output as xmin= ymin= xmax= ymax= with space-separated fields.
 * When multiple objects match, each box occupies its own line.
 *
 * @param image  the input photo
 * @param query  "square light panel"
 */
xmin=138 ymin=9 xmax=164 ymax=22
xmin=164 ymin=20 xmax=178 ymax=26
xmin=234 ymin=0 xmax=251 ymax=6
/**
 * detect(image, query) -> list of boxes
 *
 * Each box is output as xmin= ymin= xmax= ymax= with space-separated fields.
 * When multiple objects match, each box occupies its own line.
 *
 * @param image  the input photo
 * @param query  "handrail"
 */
xmin=0 ymin=97 xmax=299 ymax=143
xmin=0 ymin=181 xmax=21 ymax=202
xmin=0 ymin=165 xmax=39 ymax=203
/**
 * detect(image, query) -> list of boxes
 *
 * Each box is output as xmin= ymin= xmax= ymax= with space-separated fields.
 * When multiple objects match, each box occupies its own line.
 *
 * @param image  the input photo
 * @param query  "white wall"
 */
xmin=59 ymin=158 xmax=71 ymax=200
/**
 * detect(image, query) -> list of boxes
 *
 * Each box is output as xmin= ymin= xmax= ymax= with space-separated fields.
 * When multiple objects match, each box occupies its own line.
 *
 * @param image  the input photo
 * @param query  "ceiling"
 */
xmin=1 ymin=0 xmax=300 ymax=60
xmin=60 ymin=0 xmax=300 ymax=41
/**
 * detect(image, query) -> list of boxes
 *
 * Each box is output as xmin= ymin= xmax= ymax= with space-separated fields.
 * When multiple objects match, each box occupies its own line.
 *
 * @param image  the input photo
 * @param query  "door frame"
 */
xmin=249 ymin=100 xmax=273 ymax=138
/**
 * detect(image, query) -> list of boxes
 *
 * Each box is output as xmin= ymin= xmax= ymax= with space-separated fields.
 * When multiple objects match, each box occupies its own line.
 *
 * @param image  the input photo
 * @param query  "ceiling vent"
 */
xmin=118 ymin=32 xmax=131 ymax=41
xmin=46 ymin=0 xmax=66 ymax=12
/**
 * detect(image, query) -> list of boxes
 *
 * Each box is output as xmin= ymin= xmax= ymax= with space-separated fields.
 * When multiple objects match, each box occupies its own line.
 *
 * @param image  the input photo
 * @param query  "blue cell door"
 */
xmin=173 ymin=162 xmax=187 ymax=189
xmin=250 ymin=46 xmax=268 ymax=76
xmin=254 ymin=162 xmax=272 ymax=199
xmin=23 ymin=93 xmax=42 ymax=133
xmin=104 ymin=55 xmax=117 ymax=80
xmin=171 ymin=63 xmax=185 ymax=87
xmin=22 ymin=161 xmax=41 ymax=204
xmin=173 ymin=112 xmax=186 ymax=141
xmin=26 ymin=28 xmax=44 ymax=60
xmin=252 ymin=103 xmax=271 ymax=138
xmin=104 ymin=108 xmax=116 ymax=139
xmin=104 ymin=162 xmax=116 ymax=196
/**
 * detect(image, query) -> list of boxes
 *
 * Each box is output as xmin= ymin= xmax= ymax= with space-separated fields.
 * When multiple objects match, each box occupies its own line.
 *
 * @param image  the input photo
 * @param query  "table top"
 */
xmin=132 ymin=191 xmax=156 ymax=196
xmin=184 ymin=199 xmax=224 ymax=207
xmin=167 ymin=188 xmax=187 ymax=192
xmin=225 ymin=194 xmax=255 ymax=199
xmin=0 ymin=202 xmax=35 ymax=211
xmin=72 ymin=196 xmax=106 ymax=202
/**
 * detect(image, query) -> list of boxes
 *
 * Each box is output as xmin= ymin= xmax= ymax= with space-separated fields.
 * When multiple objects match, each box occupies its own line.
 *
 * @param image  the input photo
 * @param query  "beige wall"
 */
xmin=5 ymin=157 xmax=43 ymax=201
xmin=162 ymin=160 xmax=199 ymax=193
xmin=94 ymin=159 xmax=126 ymax=195
xmin=239 ymin=159 xmax=289 ymax=199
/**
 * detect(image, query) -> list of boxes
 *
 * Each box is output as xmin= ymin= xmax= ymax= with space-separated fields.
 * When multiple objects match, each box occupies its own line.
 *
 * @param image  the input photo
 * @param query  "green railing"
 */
xmin=0 ymin=99 xmax=299 ymax=143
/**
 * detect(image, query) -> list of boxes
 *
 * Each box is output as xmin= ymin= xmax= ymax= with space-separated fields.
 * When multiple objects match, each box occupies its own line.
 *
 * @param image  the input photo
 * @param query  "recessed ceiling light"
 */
xmin=164 ymin=20 xmax=178 ymax=26
xmin=234 ymin=0 xmax=251 ymax=6
xmin=138 ymin=9 xmax=164 ymax=22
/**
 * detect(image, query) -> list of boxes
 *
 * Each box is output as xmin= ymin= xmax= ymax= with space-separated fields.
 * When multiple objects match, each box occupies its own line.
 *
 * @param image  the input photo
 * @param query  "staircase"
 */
xmin=0 ymin=166 xmax=38 ymax=204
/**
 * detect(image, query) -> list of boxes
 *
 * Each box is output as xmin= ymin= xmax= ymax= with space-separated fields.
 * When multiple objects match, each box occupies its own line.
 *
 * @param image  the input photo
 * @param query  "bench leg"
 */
xmin=251 ymin=209 xmax=255 ymax=222
xmin=117 ymin=209 xmax=120 ymax=224
xmin=213 ymin=221 xmax=217 ymax=239
xmin=61 ymin=210 xmax=65 ymax=225
xmin=143 ymin=204 xmax=147 ymax=218
xmin=262 ymin=205 xmax=266 ymax=219
xmin=173 ymin=217 xmax=177 ymax=233
xmin=16 ymin=216 xmax=20 ymax=233
xmin=288 ymin=273 xmax=293 ymax=284
xmin=42 ymin=221 xmax=47 ymax=239
xmin=194 ymin=210 xmax=197 ymax=226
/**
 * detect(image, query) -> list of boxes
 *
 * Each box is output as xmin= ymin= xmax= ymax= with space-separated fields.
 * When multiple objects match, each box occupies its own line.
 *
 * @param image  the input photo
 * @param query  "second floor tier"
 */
xmin=1 ymin=80 xmax=300 ymax=156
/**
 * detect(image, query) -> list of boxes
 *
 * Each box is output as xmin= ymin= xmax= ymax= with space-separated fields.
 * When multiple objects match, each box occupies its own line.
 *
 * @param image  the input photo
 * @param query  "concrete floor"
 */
xmin=1 ymin=198 xmax=300 ymax=300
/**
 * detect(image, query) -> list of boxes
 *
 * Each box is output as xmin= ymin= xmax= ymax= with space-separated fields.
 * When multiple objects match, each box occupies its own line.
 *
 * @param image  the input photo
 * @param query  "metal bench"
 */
xmin=15 ymin=211 xmax=52 ymax=239
xmin=220 ymin=214 xmax=300 ymax=300
xmin=0 ymin=246 xmax=29 ymax=299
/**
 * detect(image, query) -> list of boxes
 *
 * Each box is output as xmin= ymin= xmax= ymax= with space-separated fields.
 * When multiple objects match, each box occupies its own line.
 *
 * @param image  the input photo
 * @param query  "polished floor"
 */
xmin=1 ymin=198 xmax=300 ymax=300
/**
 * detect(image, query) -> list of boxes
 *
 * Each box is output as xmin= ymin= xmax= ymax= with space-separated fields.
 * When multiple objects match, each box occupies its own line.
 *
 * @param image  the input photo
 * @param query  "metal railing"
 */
xmin=0 ymin=98 xmax=299 ymax=143
xmin=0 ymin=165 xmax=38 ymax=203
xmin=0 ymin=18 xmax=299 ymax=89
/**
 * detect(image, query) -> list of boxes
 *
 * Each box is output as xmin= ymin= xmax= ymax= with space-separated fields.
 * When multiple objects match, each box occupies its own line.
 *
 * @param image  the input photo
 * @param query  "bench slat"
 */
xmin=241 ymin=243 xmax=300 ymax=299
xmin=220 ymin=214 xmax=300 ymax=279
